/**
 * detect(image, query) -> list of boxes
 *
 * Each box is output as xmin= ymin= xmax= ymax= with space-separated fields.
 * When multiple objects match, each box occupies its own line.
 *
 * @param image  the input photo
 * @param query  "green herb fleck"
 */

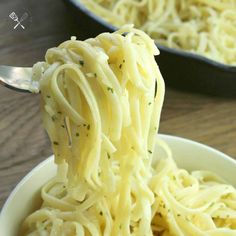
xmin=107 ymin=153 xmax=111 ymax=159
xmin=87 ymin=124 xmax=90 ymax=130
xmin=76 ymin=132 xmax=79 ymax=137
xmin=107 ymin=87 xmax=114 ymax=93
xmin=148 ymin=150 xmax=152 ymax=154
xmin=119 ymin=64 xmax=122 ymax=69
xmin=154 ymin=80 xmax=157 ymax=98
xmin=94 ymin=73 xmax=97 ymax=77
xmin=148 ymin=102 xmax=152 ymax=105
xmin=61 ymin=124 xmax=65 ymax=128
xmin=177 ymin=214 xmax=181 ymax=217
xmin=209 ymin=202 xmax=214 ymax=207
xmin=99 ymin=211 xmax=103 ymax=216
xmin=47 ymin=95 xmax=51 ymax=98
xmin=130 ymin=225 xmax=134 ymax=233
xmin=79 ymin=60 xmax=84 ymax=66
xmin=53 ymin=141 xmax=59 ymax=146
xmin=57 ymin=111 xmax=62 ymax=114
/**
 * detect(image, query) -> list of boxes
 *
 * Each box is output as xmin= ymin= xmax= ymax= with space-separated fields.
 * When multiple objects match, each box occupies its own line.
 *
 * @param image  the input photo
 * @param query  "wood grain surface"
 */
xmin=0 ymin=0 xmax=236 ymax=210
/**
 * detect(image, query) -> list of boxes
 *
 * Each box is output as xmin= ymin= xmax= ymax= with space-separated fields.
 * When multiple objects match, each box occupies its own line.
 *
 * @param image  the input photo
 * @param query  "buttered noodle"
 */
xmin=22 ymin=27 xmax=236 ymax=235
xmin=80 ymin=0 xmax=236 ymax=65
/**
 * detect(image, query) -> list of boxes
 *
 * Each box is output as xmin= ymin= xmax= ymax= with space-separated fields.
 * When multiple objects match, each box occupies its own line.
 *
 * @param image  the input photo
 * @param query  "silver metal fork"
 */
xmin=0 ymin=65 xmax=39 ymax=93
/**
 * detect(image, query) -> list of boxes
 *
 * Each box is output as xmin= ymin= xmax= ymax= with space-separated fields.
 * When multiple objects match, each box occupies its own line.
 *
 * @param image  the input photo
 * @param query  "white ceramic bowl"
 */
xmin=1 ymin=135 xmax=236 ymax=236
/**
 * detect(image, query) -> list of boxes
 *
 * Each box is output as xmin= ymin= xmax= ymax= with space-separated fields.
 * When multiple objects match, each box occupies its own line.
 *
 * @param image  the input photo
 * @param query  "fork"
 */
xmin=9 ymin=12 xmax=25 ymax=30
xmin=0 ymin=65 xmax=39 ymax=93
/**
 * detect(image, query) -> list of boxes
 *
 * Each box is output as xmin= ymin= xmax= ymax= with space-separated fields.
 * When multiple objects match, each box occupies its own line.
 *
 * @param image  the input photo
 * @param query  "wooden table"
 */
xmin=1 ymin=0 xmax=236 ymax=210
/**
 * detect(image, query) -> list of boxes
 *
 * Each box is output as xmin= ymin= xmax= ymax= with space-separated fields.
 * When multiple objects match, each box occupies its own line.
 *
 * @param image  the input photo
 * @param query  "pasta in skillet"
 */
xmin=80 ymin=0 xmax=236 ymax=65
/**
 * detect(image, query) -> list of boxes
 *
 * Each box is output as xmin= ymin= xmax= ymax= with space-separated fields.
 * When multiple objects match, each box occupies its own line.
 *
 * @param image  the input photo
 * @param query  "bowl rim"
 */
xmin=0 ymin=155 xmax=54 ymax=216
xmin=1 ymin=134 xmax=236 ymax=218
xmin=67 ymin=0 xmax=236 ymax=72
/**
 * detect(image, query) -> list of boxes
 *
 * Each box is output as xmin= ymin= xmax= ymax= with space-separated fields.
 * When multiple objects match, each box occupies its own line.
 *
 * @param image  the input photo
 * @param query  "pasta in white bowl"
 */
xmin=0 ymin=135 xmax=236 ymax=236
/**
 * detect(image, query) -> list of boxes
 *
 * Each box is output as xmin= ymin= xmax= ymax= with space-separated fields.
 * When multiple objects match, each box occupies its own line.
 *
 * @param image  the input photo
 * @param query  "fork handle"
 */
xmin=14 ymin=21 xmax=25 ymax=29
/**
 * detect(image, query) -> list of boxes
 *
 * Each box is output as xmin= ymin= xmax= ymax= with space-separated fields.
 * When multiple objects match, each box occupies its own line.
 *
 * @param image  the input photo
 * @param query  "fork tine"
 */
xmin=0 ymin=65 xmax=38 ymax=93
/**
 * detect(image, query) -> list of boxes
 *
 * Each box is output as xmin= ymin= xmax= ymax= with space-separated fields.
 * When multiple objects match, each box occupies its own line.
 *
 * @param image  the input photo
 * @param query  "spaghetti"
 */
xmin=80 ymin=0 xmax=236 ymax=65
xmin=21 ymin=26 xmax=236 ymax=235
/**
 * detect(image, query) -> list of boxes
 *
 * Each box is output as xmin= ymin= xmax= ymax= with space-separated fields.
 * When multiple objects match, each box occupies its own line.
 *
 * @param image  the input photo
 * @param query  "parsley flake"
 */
xmin=107 ymin=87 xmax=114 ymax=93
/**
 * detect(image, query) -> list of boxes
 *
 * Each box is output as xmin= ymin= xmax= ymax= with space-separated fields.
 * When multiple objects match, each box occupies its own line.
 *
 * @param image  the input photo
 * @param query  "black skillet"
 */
xmin=64 ymin=0 xmax=236 ymax=97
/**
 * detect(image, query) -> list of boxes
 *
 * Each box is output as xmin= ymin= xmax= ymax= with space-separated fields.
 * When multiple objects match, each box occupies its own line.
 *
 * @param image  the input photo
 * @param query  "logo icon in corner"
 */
xmin=9 ymin=12 xmax=28 ymax=30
